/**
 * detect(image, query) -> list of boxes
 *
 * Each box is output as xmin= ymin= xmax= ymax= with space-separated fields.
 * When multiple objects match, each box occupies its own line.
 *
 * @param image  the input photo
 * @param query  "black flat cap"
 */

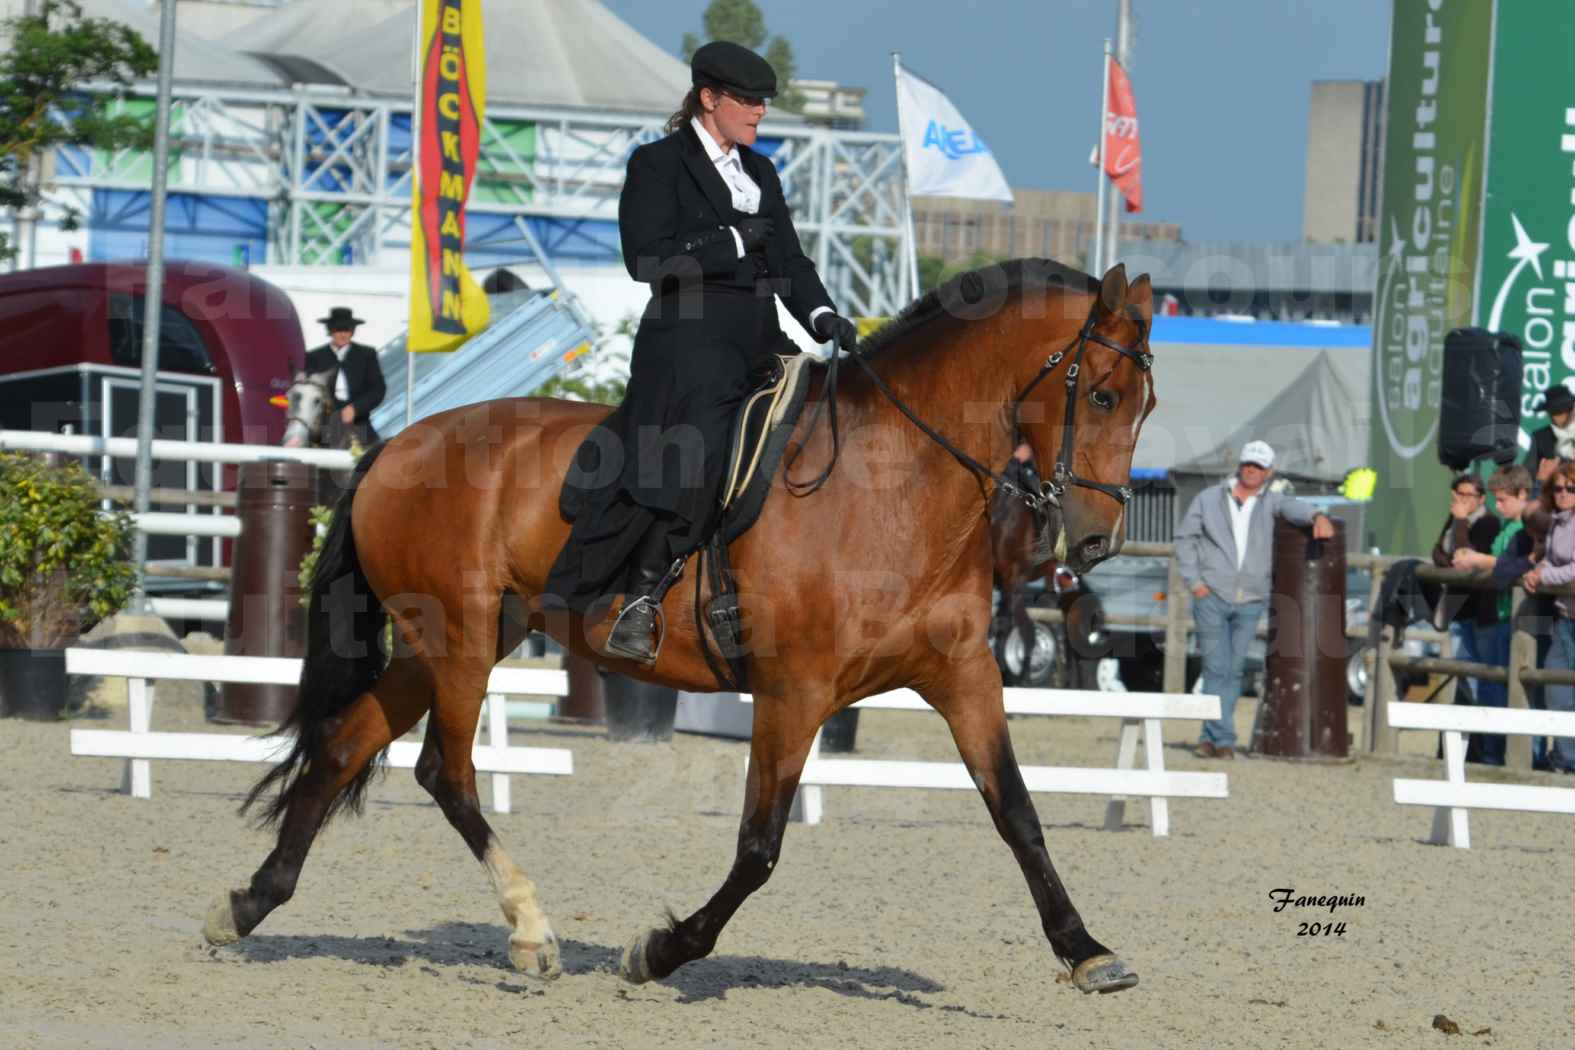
xmin=692 ymin=40 xmax=777 ymax=98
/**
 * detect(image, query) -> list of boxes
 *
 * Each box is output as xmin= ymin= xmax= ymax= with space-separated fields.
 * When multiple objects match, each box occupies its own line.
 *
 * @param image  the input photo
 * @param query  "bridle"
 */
xmin=786 ymin=296 xmax=1152 ymax=536
xmin=283 ymin=376 xmax=333 ymax=437
xmin=1006 ymin=302 xmax=1153 ymax=512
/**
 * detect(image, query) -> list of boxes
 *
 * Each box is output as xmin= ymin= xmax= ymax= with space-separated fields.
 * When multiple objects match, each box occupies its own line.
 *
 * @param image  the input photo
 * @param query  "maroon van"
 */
xmin=0 ymin=260 xmax=305 ymax=443
xmin=0 ymin=261 xmax=306 ymax=566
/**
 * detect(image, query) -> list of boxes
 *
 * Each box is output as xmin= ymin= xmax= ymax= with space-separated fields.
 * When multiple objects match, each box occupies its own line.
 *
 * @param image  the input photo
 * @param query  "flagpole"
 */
xmin=1104 ymin=0 xmax=1134 ymax=273
xmin=892 ymin=50 xmax=921 ymax=302
xmin=406 ymin=1 xmax=423 ymax=429
xmin=1092 ymin=38 xmax=1111 ymax=277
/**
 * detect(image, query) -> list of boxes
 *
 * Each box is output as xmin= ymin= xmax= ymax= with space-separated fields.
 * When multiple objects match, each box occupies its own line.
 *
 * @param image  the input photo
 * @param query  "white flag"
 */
xmin=896 ymin=65 xmax=1013 ymax=202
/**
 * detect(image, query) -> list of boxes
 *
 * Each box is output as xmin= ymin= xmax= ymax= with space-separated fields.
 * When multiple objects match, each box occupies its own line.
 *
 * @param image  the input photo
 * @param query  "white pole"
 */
xmin=891 ymin=51 xmax=921 ymax=301
xmin=129 ymin=0 xmax=180 ymax=613
xmin=406 ymin=1 xmax=424 ymax=428
xmin=1092 ymin=39 xmax=1111 ymax=277
xmin=1104 ymin=0 xmax=1134 ymax=272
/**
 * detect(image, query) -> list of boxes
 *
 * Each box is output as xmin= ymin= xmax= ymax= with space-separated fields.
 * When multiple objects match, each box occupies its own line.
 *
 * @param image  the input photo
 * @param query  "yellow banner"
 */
xmin=409 ymin=0 xmax=490 ymax=353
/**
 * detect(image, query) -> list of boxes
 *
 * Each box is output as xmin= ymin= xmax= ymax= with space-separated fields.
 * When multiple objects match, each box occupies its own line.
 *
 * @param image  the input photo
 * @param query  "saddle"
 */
xmin=717 ymin=351 xmax=815 ymax=540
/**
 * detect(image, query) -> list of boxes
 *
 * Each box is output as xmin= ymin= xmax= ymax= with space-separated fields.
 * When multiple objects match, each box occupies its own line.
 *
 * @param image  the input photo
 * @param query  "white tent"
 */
xmin=224 ymin=0 xmax=692 ymax=111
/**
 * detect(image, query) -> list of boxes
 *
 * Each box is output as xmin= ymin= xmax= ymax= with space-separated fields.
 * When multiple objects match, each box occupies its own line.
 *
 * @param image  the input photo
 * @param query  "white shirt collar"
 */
xmin=691 ymin=116 xmax=740 ymax=167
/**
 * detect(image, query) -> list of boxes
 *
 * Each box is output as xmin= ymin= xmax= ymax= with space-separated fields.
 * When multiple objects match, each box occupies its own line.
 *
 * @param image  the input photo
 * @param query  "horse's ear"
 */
xmin=1098 ymin=263 xmax=1129 ymax=315
xmin=1127 ymin=273 xmax=1153 ymax=324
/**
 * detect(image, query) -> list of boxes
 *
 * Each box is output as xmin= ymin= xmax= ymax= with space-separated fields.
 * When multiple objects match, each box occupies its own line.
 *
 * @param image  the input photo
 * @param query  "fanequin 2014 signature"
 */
xmin=1269 ymin=888 xmax=1365 ymax=937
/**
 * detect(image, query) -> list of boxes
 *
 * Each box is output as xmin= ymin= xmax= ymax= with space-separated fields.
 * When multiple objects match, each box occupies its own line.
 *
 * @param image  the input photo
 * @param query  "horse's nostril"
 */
xmin=1081 ymin=536 xmax=1109 ymax=560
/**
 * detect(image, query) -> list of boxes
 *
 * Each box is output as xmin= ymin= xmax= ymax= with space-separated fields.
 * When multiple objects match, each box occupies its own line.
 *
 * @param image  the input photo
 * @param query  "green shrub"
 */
xmin=0 ymin=452 xmax=135 ymax=648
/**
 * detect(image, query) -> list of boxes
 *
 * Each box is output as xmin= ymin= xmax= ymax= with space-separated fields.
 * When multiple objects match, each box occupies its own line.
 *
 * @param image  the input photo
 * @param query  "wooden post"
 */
xmin=1163 ymin=554 xmax=1188 ymax=694
xmin=1506 ymin=586 xmax=1535 ymax=771
xmin=1366 ymin=624 xmax=1398 ymax=753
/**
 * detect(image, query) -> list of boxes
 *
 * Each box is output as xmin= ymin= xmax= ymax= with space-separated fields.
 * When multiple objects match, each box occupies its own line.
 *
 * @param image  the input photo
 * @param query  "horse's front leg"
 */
xmin=923 ymin=653 xmax=1139 ymax=994
xmin=620 ymin=687 xmax=821 ymax=984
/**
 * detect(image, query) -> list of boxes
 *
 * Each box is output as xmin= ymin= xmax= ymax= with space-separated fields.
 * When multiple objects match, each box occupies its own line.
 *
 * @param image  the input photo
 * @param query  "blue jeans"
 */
xmin=1544 ymin=618 xmax=1575 ymax=771
xmin=1195 ymin=592 xmax=1265 ymax=748
xmin=1449 ymin=622 xmax=1480 ymax=704
xmin=1470 ymin=621 xmax=1511 ymax=766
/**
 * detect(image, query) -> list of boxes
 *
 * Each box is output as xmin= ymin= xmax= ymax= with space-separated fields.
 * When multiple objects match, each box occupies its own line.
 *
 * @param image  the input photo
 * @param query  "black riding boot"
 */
xmin=603 ymin=523 xmax=677 ymax=663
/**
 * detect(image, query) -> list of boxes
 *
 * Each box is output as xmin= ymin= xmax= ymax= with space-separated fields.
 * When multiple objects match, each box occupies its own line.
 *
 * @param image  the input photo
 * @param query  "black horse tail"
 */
xmin=243 ymin=443 xmax=390 ymax=828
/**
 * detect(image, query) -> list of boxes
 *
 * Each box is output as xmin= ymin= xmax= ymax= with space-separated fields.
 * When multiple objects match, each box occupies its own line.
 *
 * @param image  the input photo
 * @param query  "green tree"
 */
xmin=0 ymin=0 xmax=158 ymax=262
xmin=682 ymin=0 xmax=803 ymax=114
xmin=702 ymin=0 xmax=766 ymax=49
xmin=763 ymin=37 xmax=805 ymax=114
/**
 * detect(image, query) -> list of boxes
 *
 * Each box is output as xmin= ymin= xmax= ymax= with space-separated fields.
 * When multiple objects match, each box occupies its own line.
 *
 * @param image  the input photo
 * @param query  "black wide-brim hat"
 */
xmin=1539 ymin=383 xmax=1575 ymax=414
xmin=691 ymin=40 xmax=777 ymax=98
xmin=317 ymin=306 xmax=365 ymax=330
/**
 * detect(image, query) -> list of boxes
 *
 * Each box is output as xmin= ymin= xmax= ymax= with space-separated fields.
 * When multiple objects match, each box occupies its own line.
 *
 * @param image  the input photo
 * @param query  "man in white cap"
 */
xmin=1174 ymin=440 xmax=1335 ymax=758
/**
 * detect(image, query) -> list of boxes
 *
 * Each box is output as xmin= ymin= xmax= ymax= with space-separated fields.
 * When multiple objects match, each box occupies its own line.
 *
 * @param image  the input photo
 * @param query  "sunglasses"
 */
xmin=1552 ymin=484 xmax=1575 ymax=494
xmin=722 ymin=90 xmax=767 ymax=109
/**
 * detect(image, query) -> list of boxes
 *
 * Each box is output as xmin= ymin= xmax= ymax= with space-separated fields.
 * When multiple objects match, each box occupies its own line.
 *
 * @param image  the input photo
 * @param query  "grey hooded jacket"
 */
xmin=1174 ymin=478 xmax=1321 ymax=604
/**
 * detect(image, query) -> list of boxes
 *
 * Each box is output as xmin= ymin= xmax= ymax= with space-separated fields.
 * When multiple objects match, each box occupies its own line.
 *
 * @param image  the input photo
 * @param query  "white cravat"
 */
xmin=692 ymin=117 xmax=760 ymax=214
xmin=332 ymin=343 xmax=351 ymax=403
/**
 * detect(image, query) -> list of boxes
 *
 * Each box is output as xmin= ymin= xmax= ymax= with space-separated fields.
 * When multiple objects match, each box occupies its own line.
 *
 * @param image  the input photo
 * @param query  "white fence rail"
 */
xmin=0 ymin=429 xmax=356 ymax=470
xmin=745 ymin=688 xmax=1227 ymax=836
xmin=66 ymin=649 xmax=571 ymax=814
xmin=1388 ymin=701 xmax=1575 ymax=848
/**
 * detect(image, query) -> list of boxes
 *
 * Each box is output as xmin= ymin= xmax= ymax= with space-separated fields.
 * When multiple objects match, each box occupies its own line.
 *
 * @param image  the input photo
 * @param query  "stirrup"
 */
xmin=603 ymin=595 xmax=666 ymax=664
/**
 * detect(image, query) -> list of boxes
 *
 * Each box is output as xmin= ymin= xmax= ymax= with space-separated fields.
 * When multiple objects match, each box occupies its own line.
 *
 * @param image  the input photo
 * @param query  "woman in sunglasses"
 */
xmin=1522 ymin=461 xmax=1575 ymax=773
xmin=545 ymin=40 xmax=861 ymax=662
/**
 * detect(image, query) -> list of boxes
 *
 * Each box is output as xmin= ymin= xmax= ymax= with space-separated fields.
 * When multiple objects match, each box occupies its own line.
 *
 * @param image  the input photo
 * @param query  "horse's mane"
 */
xmin=859 ymin=257 xmax=1100 ymax=360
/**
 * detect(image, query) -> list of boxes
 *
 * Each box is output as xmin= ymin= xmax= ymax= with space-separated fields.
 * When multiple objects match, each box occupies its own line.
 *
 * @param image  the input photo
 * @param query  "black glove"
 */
xmin=815 ymin=312 xmax=861 ymax=355
xmin=736 ymin=217 xmax=774 ymax=253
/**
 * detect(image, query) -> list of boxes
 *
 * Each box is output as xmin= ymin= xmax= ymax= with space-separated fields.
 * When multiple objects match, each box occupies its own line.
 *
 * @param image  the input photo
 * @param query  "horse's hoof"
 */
xmin=509 ymin=929 xmax=562 ymax=981
xmin=619 ymin=929 xmax=657 ymax=984
xmin=202 ymin=892 xmax=241 ymax=947
xmin=1070 ymin=953 xmax=1139 ymax=994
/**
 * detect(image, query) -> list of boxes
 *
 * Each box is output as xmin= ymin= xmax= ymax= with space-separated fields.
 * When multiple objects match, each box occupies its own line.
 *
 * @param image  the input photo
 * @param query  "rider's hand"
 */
xmin=1191 ymin=583 xmax=1210 ymax=600
xmin=736 ymin=217 xmax=774 ymax=253
xmin=1312 ymin=514 xmax=1336 ymax=540
xmin=816 ymin=312 xmax=861 ymax=355
xmin=340 ymin=405 xmax=355 ymax=424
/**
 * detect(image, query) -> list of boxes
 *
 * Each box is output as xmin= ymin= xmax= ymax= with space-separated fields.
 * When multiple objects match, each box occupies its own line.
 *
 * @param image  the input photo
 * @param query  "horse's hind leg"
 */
xmin=620 ymin=689 xmax=820 ymax=984
xmin=203 ymin=655 xmax=431 ymax=944
xmin=923 ymin=653 xmax=1138 ymax=994
xmin=414 ymin=659 xmax=560 ymax=980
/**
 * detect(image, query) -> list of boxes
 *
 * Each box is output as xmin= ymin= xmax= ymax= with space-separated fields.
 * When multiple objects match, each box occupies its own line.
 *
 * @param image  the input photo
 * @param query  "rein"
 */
xmin=784 ymin=298 xmax=1153 ymax=527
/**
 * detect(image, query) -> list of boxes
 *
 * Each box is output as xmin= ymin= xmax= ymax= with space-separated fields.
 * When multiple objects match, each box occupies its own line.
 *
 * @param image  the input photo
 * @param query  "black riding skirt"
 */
xmin=544 ymin=286 xmax=793 ymax=612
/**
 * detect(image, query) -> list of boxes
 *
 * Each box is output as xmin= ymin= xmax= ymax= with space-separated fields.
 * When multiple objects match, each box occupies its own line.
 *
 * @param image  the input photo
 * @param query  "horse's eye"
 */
xmin=1091 ymin=390 xmax=1117 ymax=411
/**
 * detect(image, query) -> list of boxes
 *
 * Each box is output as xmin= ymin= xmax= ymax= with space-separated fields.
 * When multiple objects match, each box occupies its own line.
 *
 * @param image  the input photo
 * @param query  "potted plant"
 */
xmin=0 ymin=452 xmax=135 ymax=719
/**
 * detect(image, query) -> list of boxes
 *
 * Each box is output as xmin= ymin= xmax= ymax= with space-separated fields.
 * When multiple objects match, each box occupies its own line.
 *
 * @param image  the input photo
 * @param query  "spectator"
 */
xmin=1452 ymin=464 xmax=1538 ymax=766
xmin=305 ymin=307 xmax=385 ymax=448
xmin=1521 ymin=461 xmax=1575 ymax=773
xmin=1430 ymin=474 xmax=1502 ymax=703
xmin=1523 ymin=382 xmax=1575 ymax=494
xmin=1174 ymin=440 xmax=1335 ymax=759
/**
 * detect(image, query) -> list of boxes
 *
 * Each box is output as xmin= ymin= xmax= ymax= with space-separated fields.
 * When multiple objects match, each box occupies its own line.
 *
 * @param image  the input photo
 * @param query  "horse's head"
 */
xmin=280 ymin=369 xmax=336 ymax=448
xmin=1019 ymin=264 xmax=1156 ymax=573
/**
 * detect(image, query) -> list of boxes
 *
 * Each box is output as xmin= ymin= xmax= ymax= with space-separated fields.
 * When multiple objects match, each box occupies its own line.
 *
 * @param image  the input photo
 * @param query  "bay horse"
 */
xmin=203 ymin=260 xmax=1158 ymax=995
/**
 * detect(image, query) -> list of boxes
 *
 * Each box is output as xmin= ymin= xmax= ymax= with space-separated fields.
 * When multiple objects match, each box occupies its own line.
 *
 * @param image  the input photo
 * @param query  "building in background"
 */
xmin=793 ymin=79 xmax=865 ymax=130
xmin=912 ymin=188 xmax=1180 ymax=268
xmin=1302 ymin=79 xmax=1386 ymax=244
xmin=1113 ymin=239 xmax=1376 ymax=324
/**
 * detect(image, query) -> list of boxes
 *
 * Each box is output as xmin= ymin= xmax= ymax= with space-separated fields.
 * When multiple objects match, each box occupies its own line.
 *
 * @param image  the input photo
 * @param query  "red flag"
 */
xmin=1103 ymin=58 xmax=1142 ymax=213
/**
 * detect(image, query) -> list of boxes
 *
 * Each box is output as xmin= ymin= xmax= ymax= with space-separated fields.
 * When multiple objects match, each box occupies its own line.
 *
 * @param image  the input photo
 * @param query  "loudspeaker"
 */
xmin=1437 ymin=327 xmax=1522 ymax=470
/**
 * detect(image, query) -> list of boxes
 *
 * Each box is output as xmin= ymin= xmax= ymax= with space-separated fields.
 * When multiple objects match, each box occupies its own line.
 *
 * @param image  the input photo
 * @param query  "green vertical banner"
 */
xmin=1476 ymin=1 xmax=1575 ymax=446
xmin=1368 ymin=0 xmax=1494 ymax=553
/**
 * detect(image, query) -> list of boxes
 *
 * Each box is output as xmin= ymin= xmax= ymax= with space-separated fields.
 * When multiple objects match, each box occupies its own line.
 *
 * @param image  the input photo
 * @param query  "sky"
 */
xmin=600 ymin=0 xmax=1392 ymax=244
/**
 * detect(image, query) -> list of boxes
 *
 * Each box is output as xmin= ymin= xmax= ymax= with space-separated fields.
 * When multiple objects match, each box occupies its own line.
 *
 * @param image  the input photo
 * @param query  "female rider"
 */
xmin=545 ymin=41 xmax=861 ymax=662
